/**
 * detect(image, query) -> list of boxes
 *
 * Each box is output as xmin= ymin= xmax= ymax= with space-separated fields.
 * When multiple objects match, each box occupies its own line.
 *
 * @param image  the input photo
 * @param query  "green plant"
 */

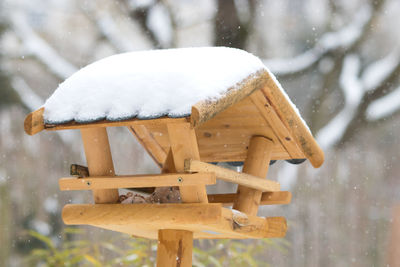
xmin=26 ymin=228 xmax=156 ymax=267
xmin=27 ymin=228 xmax=289 ymax=266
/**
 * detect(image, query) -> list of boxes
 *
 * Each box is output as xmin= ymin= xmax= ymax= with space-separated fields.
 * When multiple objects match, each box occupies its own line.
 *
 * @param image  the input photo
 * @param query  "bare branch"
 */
xmin=124 ymin=0 xmax=175 ymax=49
xmin=316 ymin=54 xmax=363 ymax=149
xmin=93 ymin=12 xmax=137 ymax=52
xmin=263 ymin=4 xmax=373 ymax=77
xmin=366 ymin=86 xmax=400 ymax=120
xmin=8 ymin=13 xmax=77 ymax=80
xmin=11 ymin=77 xmax=43 ymax=111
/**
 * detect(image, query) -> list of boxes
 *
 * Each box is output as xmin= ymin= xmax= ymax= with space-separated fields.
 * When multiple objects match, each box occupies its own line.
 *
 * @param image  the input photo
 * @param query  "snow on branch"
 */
xmin=316 ymin=54 xmax=363 ymax=149
xmin=11 ymin=77 xmax=43 ymax=111
xmin=146 ymin=3 xmax=173 ymax=48
xmin=95 ymin=13 xmax=137 ymax=52
xmin=12 ymin=76 xmax=77 ymax=144
xmin=318 ymin=5 xmax=372 ymax=50
xmin=264 ymin=49 xmax=322 ymax=76
xmin=366 ymin=86 xmax=400 ymax=120
xmin=263 ymin=5 xmax=372 ymax=76
xmin=361 ymin=49 xmax=400 ymax=92
xmin=8 ymin=13 xmax=77 ymax=80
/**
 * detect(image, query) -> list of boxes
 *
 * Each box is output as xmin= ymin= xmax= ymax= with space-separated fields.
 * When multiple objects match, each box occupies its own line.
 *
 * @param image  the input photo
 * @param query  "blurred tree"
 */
xmin=0 ymin=22 xmax=23 ymax=109
xmin=214 ymin=0 xmax=256 ymax=49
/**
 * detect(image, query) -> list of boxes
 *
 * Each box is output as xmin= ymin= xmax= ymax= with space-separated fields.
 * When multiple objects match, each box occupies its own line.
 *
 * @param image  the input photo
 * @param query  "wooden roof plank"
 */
xmin=260 ymin=78 xmax=324 ymax=167
xmin=250 ymin=90 xmax=304 ymax=159
xmin=190 ymin=70 xmax=267 ymax=128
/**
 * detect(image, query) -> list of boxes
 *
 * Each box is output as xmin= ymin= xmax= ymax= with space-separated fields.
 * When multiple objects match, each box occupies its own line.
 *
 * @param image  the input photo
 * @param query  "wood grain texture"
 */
xmin=388 ymin=205 xmax=400 ymax=267
xmin=81 ymin=128 xmax=119 ymax=204
xmin=250 ymin=91 xmax=304 ymax=159
xmin=62 ymin=203 xmax=221 ymax=226
xmin=167 ymin=123 xmax=208 ymax=203
xmin=46 ymin=117 xmax=188 ymax=132
xmin=184 ymin=159 xmax=280 ymax=192
xmin=190 ymin=70 xmax=268 ymax=128
xmin=24 ymin=107 xmax=45 ymax=135
xmin=61 ymin=203 xmax=287 ymax=239
xmin=233 ymin=136 xmax=274 ymax=216
xmin=260 ymin=72 xmax=324 ymax=167
xmin=156 ymin=149 xmax=193 ymax=267
xmin=208 ymin=191 xmax=292 ymax=206
xmin=157 ymin=230 xmax=193 ymax=267
xmin=59 ymin=173 xmax=216 ymax=191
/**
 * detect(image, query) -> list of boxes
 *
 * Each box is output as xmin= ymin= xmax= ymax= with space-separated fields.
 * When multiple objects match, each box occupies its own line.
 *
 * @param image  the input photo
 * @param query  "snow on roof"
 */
xmin=43 ymin=47 xmax=304 ymax=126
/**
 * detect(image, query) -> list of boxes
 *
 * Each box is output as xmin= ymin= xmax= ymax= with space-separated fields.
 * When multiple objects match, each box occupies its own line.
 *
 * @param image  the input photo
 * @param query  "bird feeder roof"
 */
xmin=24 ymin=47 xmax=324 ymax=168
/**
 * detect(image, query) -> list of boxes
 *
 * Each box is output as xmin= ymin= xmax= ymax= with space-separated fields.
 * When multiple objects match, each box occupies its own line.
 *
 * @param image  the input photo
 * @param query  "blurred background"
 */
xmin=1 ymin=0 xmax=400 ymax=266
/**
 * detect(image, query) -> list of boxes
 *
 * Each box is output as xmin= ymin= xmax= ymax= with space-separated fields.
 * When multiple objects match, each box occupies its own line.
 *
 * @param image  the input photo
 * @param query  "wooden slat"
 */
xmin=208 ymin=191 xmax=292 ymax=206
xmin=61 ymin=204 xmax=287 ymax=239
xmin=196 ymin=127 xmax=276 ymax=146
xmin=184 ymin=159 xmax=280 ymax=192
xmin=24 ymin=107 xmax=44 ymax=135
xmin=62 ymin=203 xmax=221 ymax=226
xmin=167 ymin=123 xmax=208 ymax=203
xmin=199 ymin=145 xmax=290 ymax=162
xmin=157 ymin=230 xmax=193 ymax=267
xmin=81 ymin=128 xmax=119 ymax=204
xmin=23 ymin=109 xmax=188 ymax=135
xmin=388 ymin=205 xmax=400 ymax=267
xmin=261 ymin=80 xmax=324 ymax=167
xmin=59 ymin=173 xmax=216 ymax=191
xmin=233 ymin=136 xmax=274 ymax=216
xmin=250 ymin=91 xmax=304 ymax=159
xmin=128 ymin=125 xmax=167 ymax=168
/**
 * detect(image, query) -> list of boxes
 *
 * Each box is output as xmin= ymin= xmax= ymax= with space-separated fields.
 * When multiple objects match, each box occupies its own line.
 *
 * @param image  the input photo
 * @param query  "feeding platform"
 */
xmin=24 ymin=47 xmax=324 ymax=266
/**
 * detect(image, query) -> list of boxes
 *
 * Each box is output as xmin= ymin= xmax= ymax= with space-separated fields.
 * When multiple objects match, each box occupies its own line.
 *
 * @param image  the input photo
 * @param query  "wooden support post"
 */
xmin=157 ymin=230 xmax=193 ymax=267
xmin=388 ymin=205 xmax=400 ymax=266
xmin=233 ymin=136 xmax=273 ymax=216
xmin=167 ymin=123 xmax=208 ymax=203
xmin=81 ymin=128 xmax=119 ymax=204
xmin=155 ymin=121 xmax=208 ymax=267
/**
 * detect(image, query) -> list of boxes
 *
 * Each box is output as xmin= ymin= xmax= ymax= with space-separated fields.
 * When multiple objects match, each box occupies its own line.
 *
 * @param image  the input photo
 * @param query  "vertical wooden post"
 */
xmin=156 ymin=123 xmax=206 ymax=267
xmin=81 ymin=128 xmax=119 ymax=204
xmin=167 ymin=123 xmax=208 ymax=203
xmin=157 ymin=229 xmax=193 ymax=267
xmin=388 ymin=205 xmax=400 ymax=266
xmin=233 ymin=136 xmax=274 ymax=216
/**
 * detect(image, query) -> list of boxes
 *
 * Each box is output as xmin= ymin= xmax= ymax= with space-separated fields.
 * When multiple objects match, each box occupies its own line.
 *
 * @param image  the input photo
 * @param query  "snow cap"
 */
xmin=43 ymin=47 xmax=266 ymax=124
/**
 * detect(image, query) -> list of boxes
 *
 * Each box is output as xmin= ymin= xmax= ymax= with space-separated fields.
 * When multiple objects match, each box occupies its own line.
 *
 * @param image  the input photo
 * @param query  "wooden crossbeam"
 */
xmin=208 ymin=191 xmax=292 ymax=206
xmin=184 ymin=159 xmax=280 ymax=192
xmin=59 ymin=173 xmax=216 ymax=191
xmin=61 ymin=203 xmax=287 ymax=239
xmin=62 ymin=203 xmax=221 ymax=226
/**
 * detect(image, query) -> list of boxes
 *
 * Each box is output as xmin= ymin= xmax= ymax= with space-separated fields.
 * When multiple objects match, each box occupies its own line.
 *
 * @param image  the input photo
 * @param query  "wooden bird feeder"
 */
xmin=24 ymin=48 xmax=324 ymax=266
